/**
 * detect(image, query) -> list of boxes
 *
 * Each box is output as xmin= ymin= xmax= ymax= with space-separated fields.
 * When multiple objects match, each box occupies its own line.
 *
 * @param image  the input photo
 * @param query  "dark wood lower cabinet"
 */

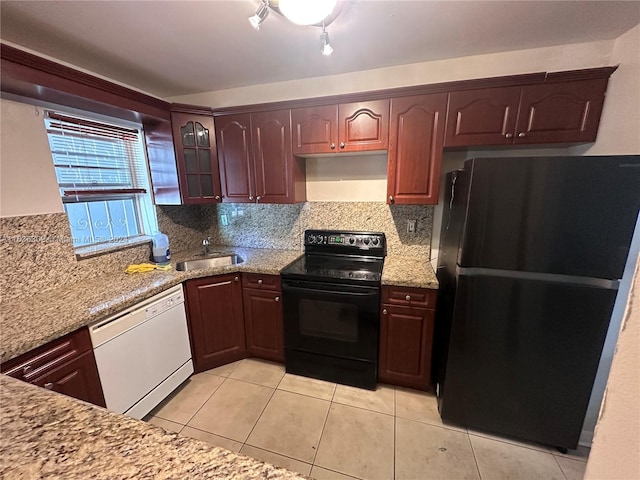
xmin=184 ymin=274 xmax=247 ymax=372
xmin=31 ymin=351 xmax=106 ymax=406
xmin=379 ymin=304 xmax=436 ymax=390
xmin=1 ymin=327 xmax=106 ymax=407
xmin=243 ymin=288 xmax=284 ymax=363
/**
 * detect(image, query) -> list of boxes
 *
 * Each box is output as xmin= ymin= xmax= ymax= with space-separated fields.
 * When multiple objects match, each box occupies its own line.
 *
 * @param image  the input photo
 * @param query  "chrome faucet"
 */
xmin=202 ymin=236 xmax=212 ymax=256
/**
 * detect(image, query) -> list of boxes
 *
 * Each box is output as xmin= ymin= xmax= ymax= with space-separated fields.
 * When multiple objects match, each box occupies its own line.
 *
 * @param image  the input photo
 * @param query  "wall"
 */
xmin=0 ymin=98 xmax=63 ymax=217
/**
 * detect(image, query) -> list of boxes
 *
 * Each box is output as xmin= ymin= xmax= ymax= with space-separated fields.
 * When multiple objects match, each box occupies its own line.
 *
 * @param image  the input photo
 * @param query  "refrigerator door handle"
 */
xmin=456 ymin=266 xmax=620 ymax=290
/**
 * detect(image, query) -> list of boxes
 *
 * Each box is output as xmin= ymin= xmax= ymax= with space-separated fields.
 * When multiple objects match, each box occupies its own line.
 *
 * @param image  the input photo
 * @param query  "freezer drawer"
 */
xmin=437 ymin=273 xmax=617 ymax=449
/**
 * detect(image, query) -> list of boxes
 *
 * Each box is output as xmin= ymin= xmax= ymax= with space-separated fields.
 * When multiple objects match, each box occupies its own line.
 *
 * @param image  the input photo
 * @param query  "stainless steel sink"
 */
xmin=175 ymin=254 xmax=243 ymax=272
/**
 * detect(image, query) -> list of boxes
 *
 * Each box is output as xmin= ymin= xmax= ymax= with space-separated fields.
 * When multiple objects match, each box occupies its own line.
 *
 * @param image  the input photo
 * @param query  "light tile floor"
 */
xmin=145 ymin=359 xmax=589 ymax=480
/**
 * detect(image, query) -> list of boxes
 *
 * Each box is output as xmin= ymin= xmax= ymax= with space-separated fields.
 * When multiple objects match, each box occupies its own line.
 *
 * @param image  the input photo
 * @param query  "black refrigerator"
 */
xmin=434 ymin=155 xmax=640 ymax=450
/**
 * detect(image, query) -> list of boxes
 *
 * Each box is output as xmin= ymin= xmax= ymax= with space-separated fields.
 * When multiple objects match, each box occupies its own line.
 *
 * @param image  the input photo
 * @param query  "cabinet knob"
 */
xmin=256 ymin=196 xmax=262 ymax=202
xmin=389 ymin=195 xmax=394 ymax=203
xmin=258 ymin=279 xmax=263 ymax=285
xmin=215 ymin=195 xmax=221 ymax=201
xmin=518 ymin=132 xmax=526 ymax=138
xmin=249 ymin=196 xmax=254 ymax=201
xmin=44 ymin=382 xmax=54 ymax=390
xmin=340 ymin=142 xmax=345 ymax=149
xmin=405 ymin=295 xmax=411 ymax=301
xmin=234 ymin=276 xmax=239 ymax=282
xmin=505 ymin=133 xmax=513 ymax=138
xmin=330 ymin=143 xmax=336 ymax=150
xmin=275 ymin=296 xmax=280 ymax=302
xmin=382 ymin=309 xmax=388 ymax=315
xmin=23 ymin=365 xmax=32 ymax=375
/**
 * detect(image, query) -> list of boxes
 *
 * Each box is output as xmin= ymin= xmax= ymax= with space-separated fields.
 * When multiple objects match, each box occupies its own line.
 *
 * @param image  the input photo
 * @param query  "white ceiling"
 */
xmin=1 ymin=1 xmax=639 ymax=99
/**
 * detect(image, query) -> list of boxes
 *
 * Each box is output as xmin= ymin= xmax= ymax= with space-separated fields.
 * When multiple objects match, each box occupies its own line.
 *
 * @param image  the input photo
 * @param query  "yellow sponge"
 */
xmin=125 ymin=263 xmax=172 ymax=274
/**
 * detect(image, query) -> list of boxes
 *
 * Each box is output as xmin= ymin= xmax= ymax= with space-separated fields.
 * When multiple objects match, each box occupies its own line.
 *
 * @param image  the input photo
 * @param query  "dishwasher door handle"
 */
xmin=90 ymin=309 xmax=148 ymax=348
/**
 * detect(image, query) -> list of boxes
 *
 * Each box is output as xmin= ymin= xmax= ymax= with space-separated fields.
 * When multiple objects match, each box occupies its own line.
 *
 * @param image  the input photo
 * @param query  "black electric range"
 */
xmin=280 ymin=230 xmax=386 ymax=390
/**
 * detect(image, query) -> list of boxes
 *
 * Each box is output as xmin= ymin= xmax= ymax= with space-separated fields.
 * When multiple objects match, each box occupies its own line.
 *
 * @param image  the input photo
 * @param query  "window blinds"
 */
xmin=45 ymin=112 xmax=148 ymax=200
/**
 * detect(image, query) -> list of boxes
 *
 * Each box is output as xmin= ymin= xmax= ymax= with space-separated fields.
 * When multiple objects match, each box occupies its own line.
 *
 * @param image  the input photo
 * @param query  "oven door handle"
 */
xmin=282 ymin=284 xmax=379 ymax=297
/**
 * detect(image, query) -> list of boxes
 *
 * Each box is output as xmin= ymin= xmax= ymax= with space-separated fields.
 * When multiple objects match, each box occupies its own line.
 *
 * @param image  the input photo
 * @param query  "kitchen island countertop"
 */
xmin=0 ymin=374 xmax=306 ymax=479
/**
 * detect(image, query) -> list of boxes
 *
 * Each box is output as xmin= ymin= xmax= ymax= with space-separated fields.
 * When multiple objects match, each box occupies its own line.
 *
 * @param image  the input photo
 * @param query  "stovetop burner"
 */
xmin=281 ymin=230 xmax=386 ymax=285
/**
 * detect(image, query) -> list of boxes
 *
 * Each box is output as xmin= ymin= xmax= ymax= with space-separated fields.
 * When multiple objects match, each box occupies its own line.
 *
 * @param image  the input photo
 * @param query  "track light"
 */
xmin=320 ymin=23 xmax=333 ymax=56
xmin=249 ymin=1 xmax=269 ymax=30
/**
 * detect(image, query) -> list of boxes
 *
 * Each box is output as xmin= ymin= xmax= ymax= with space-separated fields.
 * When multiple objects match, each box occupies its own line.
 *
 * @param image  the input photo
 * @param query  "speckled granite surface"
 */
xmin=382 ymin=255 xmax=439 ymax=289
xmin=0 ymin=375 xmax=306 ymax=480
xmin=0 ymin=246 xmax=301 ymax=363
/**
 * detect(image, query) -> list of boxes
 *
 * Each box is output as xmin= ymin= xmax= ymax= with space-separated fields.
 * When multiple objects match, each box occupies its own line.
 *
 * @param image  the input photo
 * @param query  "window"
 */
xmin=45 ymin=111 xmax=157 ymax=248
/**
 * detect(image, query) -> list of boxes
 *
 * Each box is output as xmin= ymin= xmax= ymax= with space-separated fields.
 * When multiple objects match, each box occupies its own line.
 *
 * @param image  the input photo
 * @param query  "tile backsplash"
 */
xmin=2 ymin=202 xmax=432 ymax=299
xmin=159 ymin=202 xmax=433 ymax=257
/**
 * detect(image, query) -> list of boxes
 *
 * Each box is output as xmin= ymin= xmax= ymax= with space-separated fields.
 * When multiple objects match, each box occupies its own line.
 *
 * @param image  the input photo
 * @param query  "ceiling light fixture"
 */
xmin=278 ymin=0 xmax=338 ymax=26
xmin=320 ymin=22 xmax=333 ymax=56
xmin=248 ymin=0 xmax=269 ymax=30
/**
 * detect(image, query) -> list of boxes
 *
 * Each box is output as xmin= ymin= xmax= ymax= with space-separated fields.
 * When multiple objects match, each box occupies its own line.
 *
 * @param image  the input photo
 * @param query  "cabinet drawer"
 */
xmin=1 ymin=328 xmax=92 ymax=382
xmin=382 ymin=286 xmax=437 ymax=308
xmin=243 ymin=273 xmax=281 ymax=291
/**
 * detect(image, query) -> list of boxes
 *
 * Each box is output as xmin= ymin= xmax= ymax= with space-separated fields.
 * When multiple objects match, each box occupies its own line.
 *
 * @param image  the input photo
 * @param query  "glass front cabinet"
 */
xmin=171 ymin=110 xmax=223 ymax=203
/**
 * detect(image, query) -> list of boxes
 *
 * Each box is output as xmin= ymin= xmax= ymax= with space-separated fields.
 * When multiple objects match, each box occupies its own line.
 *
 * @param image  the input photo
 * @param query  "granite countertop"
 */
xmin=0 ymin=246 xmax=302 ymax=364
xmin=0 ymin=247 xmax=437 ymax=364
xmin=0 ymin=375 xmax=306 ymax=480
xmin=381 ymin=255 xmax=439 ymax=289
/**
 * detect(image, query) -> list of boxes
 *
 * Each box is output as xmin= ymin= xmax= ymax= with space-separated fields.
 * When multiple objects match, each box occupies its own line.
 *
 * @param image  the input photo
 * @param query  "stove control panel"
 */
xmin=304 ymin=230 xmax=386 ymax=253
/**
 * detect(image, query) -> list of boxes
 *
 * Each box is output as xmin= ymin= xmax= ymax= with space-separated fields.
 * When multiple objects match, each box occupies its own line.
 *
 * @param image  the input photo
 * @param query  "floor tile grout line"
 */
xmin=240 ymin=444 xmax=313 ymax=472
xmin=240 ymin=374 xmax=282 ymax=446
xmin=467 ymin=430 xmax=572 ymax=456
xmin=180 ymin=374 xmax=229 ymax=428
xmin=550 ymin=451 xmax=571 ymax=480
xmin=310 ymin=392 xmax=334 ymax=467
xmin=181 ymin=424 xmax=244 ymax=448
xmin=467 ymin=431 xmax=484 ymax=480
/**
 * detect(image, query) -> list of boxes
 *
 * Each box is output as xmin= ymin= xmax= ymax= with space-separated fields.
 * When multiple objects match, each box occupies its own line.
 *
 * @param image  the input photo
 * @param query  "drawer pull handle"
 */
xmin=275 ymin=296 xmax=280 ymax=302
xmin=382 ymin=309 xmax=387 ymax=315
xmin=518 ymin=132 xmax=526 ymax=138
xmin=234 ymin=276 xmax=239 ymax=282
xmin=44 ymin=382 xmax=54 ymax=390
xmin=258 ymin=279 xmax=263 ymax=285
xmin=505 ymin=133 xmax=513 ymax=138
xmin=340 ymin=142 xmax=345 ymax=149
xmin=405 ymin=295 xmax=411 ymax=301
xmin=330 ymin=143 xmax=336 ymax=150
xmin=23 ymin=365 xmax=33 ymax=375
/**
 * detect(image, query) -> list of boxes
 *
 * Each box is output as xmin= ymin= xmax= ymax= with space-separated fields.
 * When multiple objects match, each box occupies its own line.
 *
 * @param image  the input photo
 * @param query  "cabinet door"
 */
xmin=379 ymin=305 xmax=435 ymax=390
xmin=215 ymin=114 xmax=254 ymax=203
xmin=243 ymin=288 xmax=284 ymax=363
xmin=251 ymin=110 xmax=294 ymax=204
xmin=291 ymin=105 xmax=338 ymax=155
xmin=171 ymin=112 xmax=222 ymax=204
xmin=515 ymin=78 xmax=608 ymax=144
xmin=185 ymin=274 xmax=246 ymax=372
xmin=444 ymin=86 xmax=521 ymax=147
xmin=387 ymin=94 xmax=447 ymax=205
xmin=338 ymin=100 xmax=389 ymax=152
xmin=31 ymin=351 xmax=106 ymax=407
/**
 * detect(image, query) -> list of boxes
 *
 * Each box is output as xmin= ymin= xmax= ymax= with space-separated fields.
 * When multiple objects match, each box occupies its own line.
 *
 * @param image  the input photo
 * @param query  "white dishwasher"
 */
xmin=89 ymin=284 xmax=193 ymax=419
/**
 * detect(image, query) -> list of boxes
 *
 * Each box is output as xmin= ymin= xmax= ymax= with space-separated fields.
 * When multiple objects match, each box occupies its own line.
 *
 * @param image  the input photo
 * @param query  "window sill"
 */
xmin=75 ymin=235 xmax=153 ymax=260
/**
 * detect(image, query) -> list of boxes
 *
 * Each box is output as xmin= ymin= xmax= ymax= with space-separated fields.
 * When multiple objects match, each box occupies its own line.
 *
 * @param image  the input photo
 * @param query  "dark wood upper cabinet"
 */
xmin=445 ymin=86 xmax=521 ymax=147
xmin=291 ymin=105 xmax=338 ymax=155
xmin=339 ymin=100 xmax=389 ymax=152
xmin=515 ymin=78 xmax=608 ymax=144
xmin=171 ymin=111 xmax=223 ymax=204
xmin=215 ymin=113 xmax=253 ymax=203
xmin=216 ymin=111 xmax=305 ymax=204
xmin=291 ymin=101 xmax=389 ymax=155
xmin=445 ymin=77 xmax=609 ymax=147
xmin=387 ymin=94 xmax=447 ymax=205
xmin=1 ymin=327 xmax=106 ymax=407
xmin=184 ymin=274 xmax=247 ymax=372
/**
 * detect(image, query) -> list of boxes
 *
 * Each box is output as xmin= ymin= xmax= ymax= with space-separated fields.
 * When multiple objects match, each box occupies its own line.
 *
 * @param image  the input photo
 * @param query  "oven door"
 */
xmin=281 ymin=279 xmax=380 ymax=362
